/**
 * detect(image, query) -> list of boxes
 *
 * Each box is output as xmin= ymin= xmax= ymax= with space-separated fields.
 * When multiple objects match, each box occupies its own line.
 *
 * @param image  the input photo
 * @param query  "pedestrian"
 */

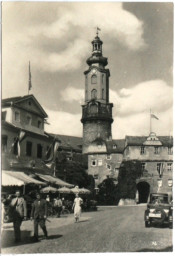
xmin=30 ymin=193 xmax=48 ymax=241
xmin=9 ymin=190 xmax=27 ymax=243
xmin=46 ymin=195 xmax=50 ymax=203
xmin=54 ymin=196 xmax=62 ymax=218
xmin=72 ymin=193 xmax=83 ymax=223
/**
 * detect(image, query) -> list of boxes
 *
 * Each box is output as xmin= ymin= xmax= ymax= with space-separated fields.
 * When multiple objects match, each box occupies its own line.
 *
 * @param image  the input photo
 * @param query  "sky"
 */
xmin=2 ymin=2 xmax=173 ymax=139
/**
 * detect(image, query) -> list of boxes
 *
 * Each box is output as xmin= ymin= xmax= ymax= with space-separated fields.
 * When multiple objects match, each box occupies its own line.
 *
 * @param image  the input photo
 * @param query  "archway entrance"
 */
xmin=137 ymin=181 xmax=150 ymax=203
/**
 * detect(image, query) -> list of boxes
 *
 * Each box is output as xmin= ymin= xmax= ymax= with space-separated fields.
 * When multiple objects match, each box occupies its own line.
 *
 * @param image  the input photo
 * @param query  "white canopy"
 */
xmin=2 ymin=170 xmax=45 ymax=186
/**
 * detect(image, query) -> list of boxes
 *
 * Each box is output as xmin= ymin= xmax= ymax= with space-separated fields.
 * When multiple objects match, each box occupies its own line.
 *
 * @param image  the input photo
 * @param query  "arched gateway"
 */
xmin=136 ymin=181 xmax=150 ymax=203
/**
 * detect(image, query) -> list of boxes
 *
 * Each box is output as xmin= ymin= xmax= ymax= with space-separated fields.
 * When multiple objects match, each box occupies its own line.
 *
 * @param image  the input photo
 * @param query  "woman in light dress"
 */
xmin=72 ymin=194 xmax=83 ymax=223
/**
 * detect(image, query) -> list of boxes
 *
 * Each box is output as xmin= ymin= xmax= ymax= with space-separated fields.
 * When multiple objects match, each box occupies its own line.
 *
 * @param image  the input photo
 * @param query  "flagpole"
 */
xmin=28 ymin=61 xmax=30 ymax=95
xmin=150 ymin=109 xmax=152 ymax=134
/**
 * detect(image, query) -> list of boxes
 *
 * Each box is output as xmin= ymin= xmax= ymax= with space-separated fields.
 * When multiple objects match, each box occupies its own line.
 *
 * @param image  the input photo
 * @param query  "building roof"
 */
xmin=106 ymin=139 xmax=125 ymax=153
xmin=49 ymin=134 xmax=83 ymax=152
xmin=126 ymin=136 xmax=173 ymax=147
xmin=2 ymin=94 xmax=48 ymax=118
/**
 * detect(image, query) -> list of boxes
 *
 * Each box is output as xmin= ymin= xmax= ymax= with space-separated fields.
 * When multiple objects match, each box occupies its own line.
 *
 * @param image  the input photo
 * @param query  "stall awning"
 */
xmin=2 ymin=171 xmax=45 ymax=186
xmin=36 ymin=173 xmax=74 ymax=188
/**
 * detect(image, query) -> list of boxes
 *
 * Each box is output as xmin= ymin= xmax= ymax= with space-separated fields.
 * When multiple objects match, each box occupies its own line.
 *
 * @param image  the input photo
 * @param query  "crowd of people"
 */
xmin=1 ymin=190 xmax=84 ymax=243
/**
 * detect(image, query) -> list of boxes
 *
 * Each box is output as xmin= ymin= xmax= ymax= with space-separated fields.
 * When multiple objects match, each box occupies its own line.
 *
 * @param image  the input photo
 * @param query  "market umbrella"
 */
xmin=71 ymin=186 xmax=80 ymax=194
xmin=79 ymin=188 xmax=91 ymax=194
xmin=40 ymin=186 xmax=57 ymax=193
xmin=58 ymin=187 xmax=72 ymax=194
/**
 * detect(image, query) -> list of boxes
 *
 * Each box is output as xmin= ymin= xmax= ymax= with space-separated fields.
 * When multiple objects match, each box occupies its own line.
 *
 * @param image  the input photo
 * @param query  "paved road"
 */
xmin=1 ymin=205 xmax=173 ymax=253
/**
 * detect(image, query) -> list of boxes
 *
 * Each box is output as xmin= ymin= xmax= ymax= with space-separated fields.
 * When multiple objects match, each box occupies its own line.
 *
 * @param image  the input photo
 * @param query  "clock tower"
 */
xmin=81 ymin=33 xmax=113 ymax=154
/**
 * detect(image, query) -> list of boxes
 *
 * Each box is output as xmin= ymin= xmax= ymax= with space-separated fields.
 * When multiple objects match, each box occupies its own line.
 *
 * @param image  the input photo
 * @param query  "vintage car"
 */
xmin=144 ymin=193 xmax=173 ymax=228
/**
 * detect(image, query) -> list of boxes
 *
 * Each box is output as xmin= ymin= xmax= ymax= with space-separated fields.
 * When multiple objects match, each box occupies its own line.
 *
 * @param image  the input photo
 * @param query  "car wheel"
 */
xmin=3 ymin=215 xmax=10 ymax=223
xmin=145 ymin=221 xmax=150 ymax=228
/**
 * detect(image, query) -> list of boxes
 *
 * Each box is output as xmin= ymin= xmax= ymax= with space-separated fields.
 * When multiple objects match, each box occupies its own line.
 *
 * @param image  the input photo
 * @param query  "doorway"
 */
xmin=136 ymin=181 xmax=150 ymax=203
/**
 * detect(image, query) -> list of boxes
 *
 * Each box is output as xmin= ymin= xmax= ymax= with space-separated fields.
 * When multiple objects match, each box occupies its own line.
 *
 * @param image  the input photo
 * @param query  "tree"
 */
xmin=55 ymin=152 xmax=95 ymax=190
xmin=97 ymin=178 xmax=119 ymax=205
xmin=118 ymin=160 xmax=143 ymax=199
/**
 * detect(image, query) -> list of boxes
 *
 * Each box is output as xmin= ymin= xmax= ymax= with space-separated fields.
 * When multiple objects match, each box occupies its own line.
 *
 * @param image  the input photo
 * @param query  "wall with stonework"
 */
xmin=87 ymin=153 xmax=123 ymax=185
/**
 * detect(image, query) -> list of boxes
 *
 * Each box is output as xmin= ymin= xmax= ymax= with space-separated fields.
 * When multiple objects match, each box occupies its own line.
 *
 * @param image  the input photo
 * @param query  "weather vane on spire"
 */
xmin=96 ymin=27 xmax=101 ymax=36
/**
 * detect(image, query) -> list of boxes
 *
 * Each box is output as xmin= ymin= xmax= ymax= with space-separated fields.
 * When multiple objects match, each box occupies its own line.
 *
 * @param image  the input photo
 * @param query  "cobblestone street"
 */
xmin=1 ymin=205 xmax=173 ymax=253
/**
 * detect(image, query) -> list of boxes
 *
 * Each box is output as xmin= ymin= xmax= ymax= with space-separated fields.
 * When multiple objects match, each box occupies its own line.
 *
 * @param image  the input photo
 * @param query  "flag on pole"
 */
xmin=151 ymin=113 xmax=159 ymax=120
xmin=44 ymin=139 xmax=60 ymax=167
xmin=10 ymin=130 xmax=26 ymax=156
xmin=97 ymin=27 xmax=101 ymax=31
xmin=28 ymin=61 xmax=32 ymax=92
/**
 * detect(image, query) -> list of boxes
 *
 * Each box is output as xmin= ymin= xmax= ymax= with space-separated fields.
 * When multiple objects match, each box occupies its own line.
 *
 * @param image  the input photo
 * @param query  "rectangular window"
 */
xmin=106 ymin=154 xmax=111 ymax=160
xmin=167 ymin=163 xmax=172 ymax=171
xmin=98 ymin=159 xmax=103 ymax=166
xmin=26 ymin=141 xmax=32 ymax=156
xmin=168 ymin=147 xmax=173 ymax=155
xmin=157 ymin=163 xmax=161 ymax=172
xmin=38 ymin=120 xmax=42 ymax=128
xmin=26 ymin=115 xmax=32 ymax=125
xmin=94 ymin=174 xmax=98 ymax=179
xmin=2 ymin=135 xmax=7 ymax=152
xmin=140 ymin=146 xmax=145 ymax=155
xmin=13 ymin=137 xmax=18 ymax=155
xmin=2 ymin=111 xmax=7 ymax=121
xmin=106 ymin=164 xmax=111 ymax=170
xmin=154 ymin=146 xmax=159 ymax=154
xmin=141 ymin=163 xmax=145 ymax=171
xmin=37 ymin=144 xmax=42 ymax=158
xmin=15 ymin=111 xmax=20 ymax=122
xmin=91 ymin=160 xmax=97 ymax=166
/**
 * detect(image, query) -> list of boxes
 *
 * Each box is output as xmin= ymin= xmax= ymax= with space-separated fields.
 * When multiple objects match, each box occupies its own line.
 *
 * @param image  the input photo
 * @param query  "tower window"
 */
xmin=91 ymin=89 xmax=97 ymax=100
xmin=141 ymin=163 xmax=145 ymax=171
xmin=102 ymin=74 xmax=104 ymax=84
xmin=91 ymin=75 xmax=97 ymax=84
xmin=91 ymin=160 xmax=97 ymax=166
xmin=37 ymin=144 xmax=42 ymax=158
xmin=26 ymin=141 xmax=32 ymax=156
xmin=106 ymin=154 xmax=111 ymax=160
xmin=98 ymin=159 xmax=103 ymax=166
xmin=94 ymin=174 xmax=98 ymax=179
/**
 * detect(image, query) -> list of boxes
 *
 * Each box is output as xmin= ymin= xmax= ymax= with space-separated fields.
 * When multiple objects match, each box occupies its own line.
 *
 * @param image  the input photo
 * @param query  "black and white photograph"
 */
xmin=1 ymin=1 xmax=173 ymax=253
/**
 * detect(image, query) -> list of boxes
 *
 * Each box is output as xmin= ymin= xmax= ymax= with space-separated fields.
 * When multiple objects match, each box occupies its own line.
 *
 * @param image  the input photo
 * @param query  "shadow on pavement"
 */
xmin=1 ymin=230 xmax=32 ymax=248
xmin=41 ymin=234 xmax=63 ymax=240
xmin=78 ymin=219 xmax=89 ymax=223
xmin=137 ymin=246 xmax=173 ymax=252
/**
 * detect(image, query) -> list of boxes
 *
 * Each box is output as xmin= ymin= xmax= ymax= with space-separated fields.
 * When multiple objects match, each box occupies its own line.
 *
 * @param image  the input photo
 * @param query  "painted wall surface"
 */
xmin=2 ymin=126 xmax=51 ymax=160
xmin=123 ymin=145 xmax=173 ymax=161
xmin=88 ymin=153 xmax=123 ymax=185
xmin=12 ymin=107 xmax=45 ymax=135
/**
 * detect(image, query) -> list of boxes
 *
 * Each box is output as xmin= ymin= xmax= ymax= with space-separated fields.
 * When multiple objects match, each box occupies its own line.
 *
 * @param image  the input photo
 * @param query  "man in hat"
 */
xmin=9 ymin=190 xmax=27 ymax=242
xmin=30 ymin=193 xmax=48 ymax=241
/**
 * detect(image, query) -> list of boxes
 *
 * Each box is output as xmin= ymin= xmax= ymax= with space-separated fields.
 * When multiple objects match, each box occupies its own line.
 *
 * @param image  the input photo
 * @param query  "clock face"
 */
xmin=91 ymin=69 xmax=97 ymax=75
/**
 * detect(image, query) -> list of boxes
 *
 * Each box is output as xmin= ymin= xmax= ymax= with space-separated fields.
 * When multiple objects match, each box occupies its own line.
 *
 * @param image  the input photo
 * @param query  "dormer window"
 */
xmin=26 ymin=115 xmax=32 ymax=125
xmin=28 ymin=101 xmax=32 ymax=106
xmin=113 ymin=144 xmax=117 ymax=149
xmin=15 ymin=111 xmax=20 ymax=122
xmin=106 ymin=154 xmax=111 ymax=160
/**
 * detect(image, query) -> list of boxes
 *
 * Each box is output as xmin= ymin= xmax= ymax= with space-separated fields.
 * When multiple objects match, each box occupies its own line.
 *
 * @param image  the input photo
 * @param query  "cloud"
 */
xmin=110 ymin=80 xmax=173 ymax=116
xmin=53 ymin=79 xmax=173 ymax=138
xmin=45 ymin=109 xmax=82 ymax=137
xmin=3 ymin=2 xmax=145 ymax=76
